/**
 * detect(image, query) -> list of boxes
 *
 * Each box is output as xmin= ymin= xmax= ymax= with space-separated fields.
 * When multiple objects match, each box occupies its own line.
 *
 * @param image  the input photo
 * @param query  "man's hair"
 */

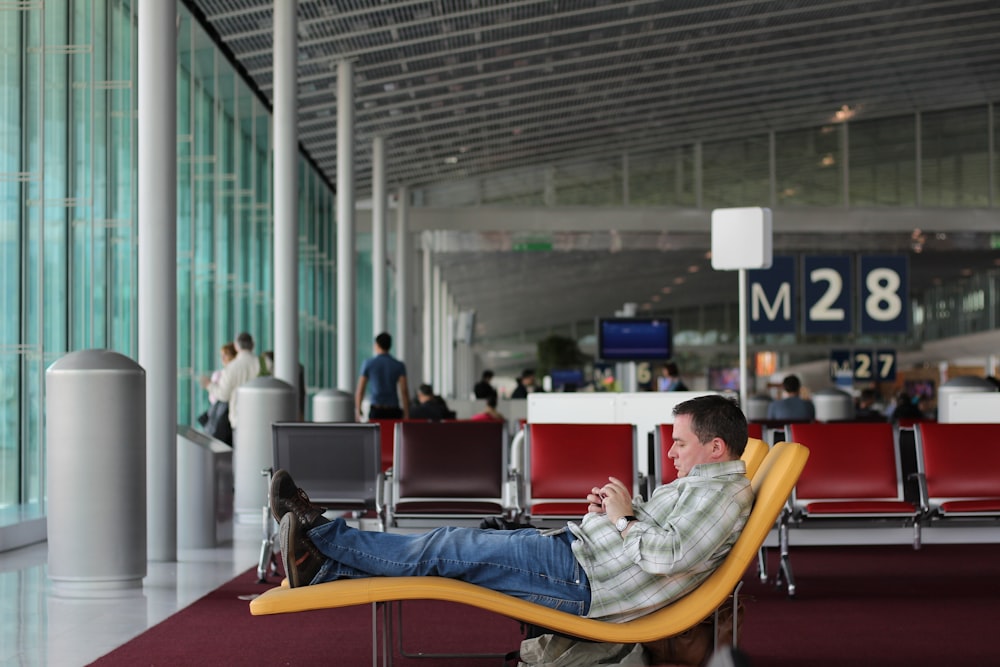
xmin=665 ymin=361 xmax=680 ymax=376
xmin=673 ymin=394 xmax=748 ymax=457
xmin=375 ymin=332 xmax=392 ymax=351
xmin=520 ymin=368 xmax=535 ymax=379
xmin=482 ymin=370 xmax=494 ymax=380
xmin=235 ymin=332 xmax=254 ymax=351
xmin=782 ymin=375 xmax=801 ymax=393
xmin=486 ymin=393 xmax=498 ymax=408
xmin=418 ymin=383 xmax=434 ymax=397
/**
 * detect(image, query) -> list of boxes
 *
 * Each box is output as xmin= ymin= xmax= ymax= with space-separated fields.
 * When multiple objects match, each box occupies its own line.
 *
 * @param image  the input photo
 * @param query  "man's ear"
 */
xmin=710 ymin=438 xmax=727 ymax=460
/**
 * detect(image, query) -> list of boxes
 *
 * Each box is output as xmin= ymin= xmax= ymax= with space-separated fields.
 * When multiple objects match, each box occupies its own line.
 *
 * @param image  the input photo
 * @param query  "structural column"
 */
xmin=433 ymin=265 xmax=444 ymax=391
xmin=422 ymin=232 xmax=433 ymax=383
xmin=273 ymin=0 xmax=299 ymax=399
xmin=337 ymin=60 xmax=356 ymax=391
xmin=138 ymin=0 xmax=178 ymax=562
xmin=395 ymin=185 xmax=410 ymax=363
xmin=372 ymin=136 xmax=387 ymax=335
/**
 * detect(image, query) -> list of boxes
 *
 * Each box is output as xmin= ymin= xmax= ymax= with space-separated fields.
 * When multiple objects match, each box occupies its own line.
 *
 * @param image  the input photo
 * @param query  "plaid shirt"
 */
xmin=568 ymin=459 xmax=753 ymax=622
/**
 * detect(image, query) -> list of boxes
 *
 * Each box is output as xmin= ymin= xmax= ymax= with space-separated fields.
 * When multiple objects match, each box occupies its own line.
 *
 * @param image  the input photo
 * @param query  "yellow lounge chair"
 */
xmin=250 ymin=441 xmax=808 ymax=658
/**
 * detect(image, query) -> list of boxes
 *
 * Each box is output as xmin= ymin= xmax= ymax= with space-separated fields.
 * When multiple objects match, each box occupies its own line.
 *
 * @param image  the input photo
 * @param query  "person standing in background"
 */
xmin=355 ymin=332 xmax=409 ymax=420
xmin=511 ymin=368 xmax=538 ymax=399
xmin=657 ymin=362 xmax=688 ymax=391
xmin=198 ymin=342 xmax=237 ymax=445
xmin=200 ymin=332 xmax=260 ymax=442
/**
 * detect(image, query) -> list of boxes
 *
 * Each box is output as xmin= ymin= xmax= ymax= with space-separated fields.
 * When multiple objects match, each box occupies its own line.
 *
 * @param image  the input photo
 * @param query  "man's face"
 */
xmin=667 ymin=414 xmax=717 ymax=478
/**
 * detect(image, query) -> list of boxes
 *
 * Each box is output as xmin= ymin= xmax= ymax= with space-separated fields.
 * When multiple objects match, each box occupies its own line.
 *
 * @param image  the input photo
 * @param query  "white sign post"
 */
xmin=711 ymin=207 xmax=773 ymax=413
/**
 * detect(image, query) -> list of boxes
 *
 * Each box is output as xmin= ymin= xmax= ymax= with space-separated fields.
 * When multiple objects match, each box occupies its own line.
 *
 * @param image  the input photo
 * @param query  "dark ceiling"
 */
xmin=187 ymin=0 xmax=1000 ymax=358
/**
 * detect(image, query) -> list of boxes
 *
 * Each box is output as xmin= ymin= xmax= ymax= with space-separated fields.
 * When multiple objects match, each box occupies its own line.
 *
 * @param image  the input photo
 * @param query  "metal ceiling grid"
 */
xmin=192 ymin=0 xmax=1000 ymax=195
xmin=185 ymin=0 xmax=1000 ymax=356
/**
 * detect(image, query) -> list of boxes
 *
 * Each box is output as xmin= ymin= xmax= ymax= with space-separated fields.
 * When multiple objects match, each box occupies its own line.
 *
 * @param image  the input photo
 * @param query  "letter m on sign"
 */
xmin=748 ymin=255 xmax=796 ymax=334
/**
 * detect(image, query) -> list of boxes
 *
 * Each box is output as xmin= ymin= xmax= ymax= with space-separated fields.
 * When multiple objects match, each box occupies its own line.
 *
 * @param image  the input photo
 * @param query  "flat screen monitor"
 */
xmin=549 ymin=368 xmax=585 ymax=391
xmin=904 ymin=379 xmax=935 ymax=399
xmin=271 ymin=422 xmax=380 ymax=508
xmin=597 ymin=317 xmax=673 ymax=361
xmin=708 ymin=367 xmax=741 ymax=392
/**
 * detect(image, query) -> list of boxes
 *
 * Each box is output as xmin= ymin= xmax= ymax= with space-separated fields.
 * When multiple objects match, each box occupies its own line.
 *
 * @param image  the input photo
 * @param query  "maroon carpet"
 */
xmin=90 ymin=543 xmax=1000 ymax=666
xmin=88 ymin=569 xmax=525 ymax=666
xmin=740 ymin=543 xmax=1000 ymax=666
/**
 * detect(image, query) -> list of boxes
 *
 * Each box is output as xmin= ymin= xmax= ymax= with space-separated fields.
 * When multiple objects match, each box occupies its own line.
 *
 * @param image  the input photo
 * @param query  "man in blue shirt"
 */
xmin=355 ymin=332 xmax=409 ymax=420
xmin=767 ymin=374 xmax=815 ymax=421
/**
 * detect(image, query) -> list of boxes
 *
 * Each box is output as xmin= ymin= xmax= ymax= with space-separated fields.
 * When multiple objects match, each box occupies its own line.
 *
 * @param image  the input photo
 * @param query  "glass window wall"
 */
xmin=0 ymin=2 xmax=342 ymax=516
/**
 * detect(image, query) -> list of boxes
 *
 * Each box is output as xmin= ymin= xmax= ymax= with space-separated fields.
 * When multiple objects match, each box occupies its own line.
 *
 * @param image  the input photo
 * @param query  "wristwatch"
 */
xmin=615 ymin=515 xmax=638 ymax=532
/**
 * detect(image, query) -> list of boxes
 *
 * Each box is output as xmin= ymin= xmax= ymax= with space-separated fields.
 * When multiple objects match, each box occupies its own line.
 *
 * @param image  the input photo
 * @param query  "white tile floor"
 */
xmin=0 ymin=522 xmax=263 ymax=667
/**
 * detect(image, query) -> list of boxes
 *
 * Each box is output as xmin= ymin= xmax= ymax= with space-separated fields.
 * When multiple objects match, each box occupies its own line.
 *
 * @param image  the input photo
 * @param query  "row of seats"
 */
xmin=257 ymin=419 xmax=1000 ymax=591
xmin=762 ymin=420 xmax=1000 ymax=596
xmin=262 ymin=420 xmax=766 ymax=533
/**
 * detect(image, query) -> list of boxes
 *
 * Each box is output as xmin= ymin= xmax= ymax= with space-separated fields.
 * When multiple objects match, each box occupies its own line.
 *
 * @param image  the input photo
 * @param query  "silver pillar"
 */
xmin=46 ymin=351 xmax=146 ymax=594
xmin=422 ymin=233 xmax=433 ymax=383
xmin=337 ymin=60 xmax=356 ymax=391
xmin=138 ymin=0 xmax=177 ymax=563
xmin=395 ymin=185 xmax=410 ymax=364
xmin=433 ymin=265 xmax=443 ymax=390
xmin=273 ymin=0 xmax=300 ymax=401
xmin=372 ymin=136 xmax=387 ymax=335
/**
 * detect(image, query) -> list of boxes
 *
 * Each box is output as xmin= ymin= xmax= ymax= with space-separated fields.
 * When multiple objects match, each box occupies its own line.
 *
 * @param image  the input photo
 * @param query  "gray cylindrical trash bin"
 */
xmin=233 ymin=376 xmax=296 ymax=523
xmin=46 ymin=350 xmax=146 ymax=595
xmin=937 ymin=375 xmax=997 ymax=423
xmin=312 ymin=388 xmax=354 ymax=422
xmin=813 ymin=386 xmax=853 ymax=422
xmin=745 ymin=394 xmax=772 ymax=422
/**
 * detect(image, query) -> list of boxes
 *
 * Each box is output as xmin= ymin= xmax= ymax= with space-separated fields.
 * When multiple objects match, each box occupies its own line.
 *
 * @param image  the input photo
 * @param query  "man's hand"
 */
xmin=199 ymin=376 xmax=211 ymax=390
xmin=599 ymin=476 xmax=633 ymax=523
xmin=586 ymin=486 xmax=607 ymax=514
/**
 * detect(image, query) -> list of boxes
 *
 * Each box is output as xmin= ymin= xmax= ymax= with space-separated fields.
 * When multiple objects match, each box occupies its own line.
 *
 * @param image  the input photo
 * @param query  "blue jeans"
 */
xmin=308 ymin=519 xmax=591 ymax=615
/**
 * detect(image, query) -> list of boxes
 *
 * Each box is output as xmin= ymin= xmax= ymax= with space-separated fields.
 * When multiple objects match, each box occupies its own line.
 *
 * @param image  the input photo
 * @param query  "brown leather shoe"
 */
xmin=269 ymin=469 xmax=329 ymax=529
xmin=278 ymin=513 xmax=323 ymax=588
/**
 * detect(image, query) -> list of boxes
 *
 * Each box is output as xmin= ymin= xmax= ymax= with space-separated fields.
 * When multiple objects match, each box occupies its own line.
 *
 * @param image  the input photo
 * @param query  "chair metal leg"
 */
xmin=257 ymin=469 xmax=279 ymax=583
xmin=777 ymin=517 xmax=796 ymax=597
xmin=756 ymin=545 xmax=768 ymax=583
xmin=257 ymin=505 xmax=278 ymax=583
xmin=393 ymin=600 xmax=509 ymax=660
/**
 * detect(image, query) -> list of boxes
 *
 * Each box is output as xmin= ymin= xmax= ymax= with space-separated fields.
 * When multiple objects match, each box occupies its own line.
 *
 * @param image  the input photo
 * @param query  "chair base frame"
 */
xmin=363 ymin=583 xmax=744 ymax=666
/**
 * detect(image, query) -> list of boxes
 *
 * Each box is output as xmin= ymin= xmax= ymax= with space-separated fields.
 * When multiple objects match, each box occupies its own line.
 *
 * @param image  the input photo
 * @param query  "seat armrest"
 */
xmin=505 ymin=469 xmax=524 ymax=520
xmin=910 ymin=471 xmax=930 ymax=515
xmin=637 ymin=472 xmax=651 ymax=502
xmin=375 ymin=471 xmax=385 ymax=514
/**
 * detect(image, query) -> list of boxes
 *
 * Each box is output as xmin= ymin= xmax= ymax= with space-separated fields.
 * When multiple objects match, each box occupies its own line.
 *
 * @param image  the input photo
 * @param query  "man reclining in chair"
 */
xmin=271 ymin=394 xmax=753 ymax=623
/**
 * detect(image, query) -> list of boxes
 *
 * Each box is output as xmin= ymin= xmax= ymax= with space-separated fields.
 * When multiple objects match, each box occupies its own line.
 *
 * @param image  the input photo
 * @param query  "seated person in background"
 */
xmin=766 ymin=374 xmax=815 ymax=421
xmin=854 ymin=388 xmax=885 ymax=421
xmin=890 ymin=392 xmax=925 ymax=421
xmin=470 ymin=394 xmax=506 ymax=423
xmin=269 ymin=394 xmax=754 ymax=623
xmin=409 ymin=383 xmax=455 ymax=420
xmin=473 ymin=369 xmax=498 ymax=400
xmin=511 ymin=368 xmax=539 ymax=399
